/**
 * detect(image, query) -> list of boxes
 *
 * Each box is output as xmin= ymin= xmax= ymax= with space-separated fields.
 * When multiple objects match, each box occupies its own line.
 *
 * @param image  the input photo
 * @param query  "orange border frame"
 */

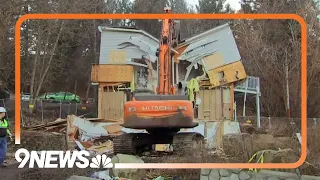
xmin=15 ymin=14 xmax=307 ymax=169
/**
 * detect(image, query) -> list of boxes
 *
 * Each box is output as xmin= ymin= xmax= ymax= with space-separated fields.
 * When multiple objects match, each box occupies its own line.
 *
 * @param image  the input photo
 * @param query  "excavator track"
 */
xmin=172 ymin=132 xmax=204 ymax=153
xmin=113 ymin=133 xmax=153 ymax=155
xmin=113 ymin=132 xmax=204 ymax=155
xmin=113 ymin=133 xmax=138 ymax=155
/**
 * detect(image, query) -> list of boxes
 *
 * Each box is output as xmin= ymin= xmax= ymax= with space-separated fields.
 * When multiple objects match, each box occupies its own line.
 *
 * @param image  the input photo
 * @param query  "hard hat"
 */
xmin=0 ymin=107 xmax=6 ymax=113
xmin=246 ymin=120 xmax=252 ymax=124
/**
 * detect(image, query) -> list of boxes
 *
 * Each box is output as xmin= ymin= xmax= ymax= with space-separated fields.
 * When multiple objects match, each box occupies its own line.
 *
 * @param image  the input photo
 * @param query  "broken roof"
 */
xmin=98 ymin=23 xmax=240 ymax=68
xmin=174 ymin=23 xmax=242 ymax=70
xmin=98 ymin=26 xmax=178 ymax=64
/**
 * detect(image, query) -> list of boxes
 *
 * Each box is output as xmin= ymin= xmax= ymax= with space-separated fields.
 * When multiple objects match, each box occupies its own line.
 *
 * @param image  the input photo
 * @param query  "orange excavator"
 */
xmin=113 ymin=7 xmax=204 ymax=155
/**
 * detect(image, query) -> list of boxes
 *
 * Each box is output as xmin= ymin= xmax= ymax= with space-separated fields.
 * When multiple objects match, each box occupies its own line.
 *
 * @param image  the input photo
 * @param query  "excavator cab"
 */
xmin=129 ymin=89 xmax=155 ymax=101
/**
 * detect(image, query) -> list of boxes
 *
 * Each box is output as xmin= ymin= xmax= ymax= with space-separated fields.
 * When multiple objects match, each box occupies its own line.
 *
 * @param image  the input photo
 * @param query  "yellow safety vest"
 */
xmin=187 ymin=78 xmax=200 ymax=102
xmin=0 ymin=119 xmax=11 ymax=136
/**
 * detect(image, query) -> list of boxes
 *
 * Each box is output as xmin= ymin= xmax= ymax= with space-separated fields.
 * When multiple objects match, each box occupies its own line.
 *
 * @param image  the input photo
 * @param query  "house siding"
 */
xmin=178 ymin=24 xmax=241 ymax=70
xmin=98 ymin=28 xmax=159 ymax=64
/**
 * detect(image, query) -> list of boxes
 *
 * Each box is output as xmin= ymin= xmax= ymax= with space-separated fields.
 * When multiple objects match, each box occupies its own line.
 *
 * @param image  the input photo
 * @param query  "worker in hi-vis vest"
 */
xmin=0 ymin=107 xmax=12 ymax=168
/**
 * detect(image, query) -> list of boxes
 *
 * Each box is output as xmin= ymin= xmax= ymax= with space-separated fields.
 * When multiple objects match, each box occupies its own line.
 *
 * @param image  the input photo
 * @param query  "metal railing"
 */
xmin=235 ymin=76 xmax=260 ymax=93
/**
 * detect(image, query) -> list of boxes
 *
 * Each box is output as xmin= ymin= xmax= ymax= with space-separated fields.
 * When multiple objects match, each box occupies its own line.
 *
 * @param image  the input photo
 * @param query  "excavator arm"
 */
xmin=156 ymin=7 xmax=177 ymax=95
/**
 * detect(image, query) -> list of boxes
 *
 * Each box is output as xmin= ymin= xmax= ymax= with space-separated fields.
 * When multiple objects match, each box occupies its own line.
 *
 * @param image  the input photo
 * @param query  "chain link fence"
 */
xmin=0 ymin=97 xmax=95 ymax=127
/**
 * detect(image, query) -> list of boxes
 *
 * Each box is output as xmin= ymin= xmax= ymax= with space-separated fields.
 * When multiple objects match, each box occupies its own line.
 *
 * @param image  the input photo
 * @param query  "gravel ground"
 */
xmin=0 ymin=153 xmax=201 ymax=180
xmin=1 ymin=165 xmax=96 ymax=180
xmin=0 ymin=154 xmax=97 ymax=180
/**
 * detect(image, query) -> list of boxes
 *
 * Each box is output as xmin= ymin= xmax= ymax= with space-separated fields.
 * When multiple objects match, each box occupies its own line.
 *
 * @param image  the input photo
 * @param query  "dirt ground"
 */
xmin=0 ymin=157 xmax=190 ymax=180
xmin=0 ymin=163 xmax=96 ymax=180
xmin=1 ymin=144 xmax=319 ymax=180
xmin=0 ymin=150 xmax=233 ymax=180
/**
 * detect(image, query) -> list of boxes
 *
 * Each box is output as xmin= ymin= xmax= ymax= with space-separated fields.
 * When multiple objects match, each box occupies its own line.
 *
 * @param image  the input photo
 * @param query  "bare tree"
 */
xmin=233 ymin=0 xmax=320 ymax=117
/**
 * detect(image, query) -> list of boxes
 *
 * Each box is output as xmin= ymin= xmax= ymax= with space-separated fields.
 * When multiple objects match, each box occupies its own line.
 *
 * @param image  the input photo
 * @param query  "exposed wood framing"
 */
xmin=230 ymin=84 xmax=235 ymax=120
xmin=197 ymin=86 xmax=233 ymax=121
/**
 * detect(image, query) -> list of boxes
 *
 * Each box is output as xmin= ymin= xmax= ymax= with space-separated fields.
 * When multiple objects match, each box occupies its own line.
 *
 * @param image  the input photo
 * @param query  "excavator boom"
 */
xmin=157 ymin=7 xmax=176 ymax=95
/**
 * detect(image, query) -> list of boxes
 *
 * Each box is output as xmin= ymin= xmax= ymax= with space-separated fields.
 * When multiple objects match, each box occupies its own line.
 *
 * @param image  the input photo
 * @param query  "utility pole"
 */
xmin=93 ymin=6 xmax=99 ymax=118
xmin=285 ymin=49 xmax=290 ymax=119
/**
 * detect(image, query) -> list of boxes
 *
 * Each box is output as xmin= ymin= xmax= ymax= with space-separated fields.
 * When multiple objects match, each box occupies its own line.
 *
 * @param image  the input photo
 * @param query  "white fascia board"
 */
xmin=99 ymin=26 xmax=159 ymax=43
xmin=179 ymin=23 xmax=230 ymax=46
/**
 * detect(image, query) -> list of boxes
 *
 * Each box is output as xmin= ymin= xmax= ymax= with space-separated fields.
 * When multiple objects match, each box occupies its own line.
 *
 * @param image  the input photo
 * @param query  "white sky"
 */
xmin=127 ymin=0 xmax=242 ymax=11
xmin=186 ymin=0 xmax=242 ymax=11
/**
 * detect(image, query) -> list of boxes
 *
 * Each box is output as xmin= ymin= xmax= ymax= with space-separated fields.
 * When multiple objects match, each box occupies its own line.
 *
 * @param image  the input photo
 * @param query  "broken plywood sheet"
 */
xmin=203 ymin=52 xmax=224 ymax=70
xmin=207 ymin=60 xmax=247 ymax=87
xmin=71 ymin=116 xmax=110 ymax=141
xmin=91 ymin=64 xmax=134 ymax=83
xmin=87 ymin=140 xmax=113 ymax=155
xmin=67 ymin=115 xmax=79 ymax=142
xmin=26 ymin=118 xmax=67 ymax=130
xmin=108 ymin=50 xmax=127 ymax=64
xmin=155 ymin=144 xmax=173 ymax=152
xmin=103 ymin=124 xmax=122 ymax=134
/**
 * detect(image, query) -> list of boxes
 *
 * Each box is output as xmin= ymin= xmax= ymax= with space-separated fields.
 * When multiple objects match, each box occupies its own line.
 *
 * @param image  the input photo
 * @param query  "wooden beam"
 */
xmin=207 ymin=61 xmax=247 ymax=88
xmin=230 ymin=83 xmax=234 ymax=120
xmin=173 ymin=45 xmax=189 ymax=63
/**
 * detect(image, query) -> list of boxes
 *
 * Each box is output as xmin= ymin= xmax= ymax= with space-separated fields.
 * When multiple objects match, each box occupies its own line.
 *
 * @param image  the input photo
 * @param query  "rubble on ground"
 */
xmin=23 ymin=115 xmax=146 ymax=156
xmin=13 ymin=115 xmax=320 ymax=179
xmin=110 ymin=154 xmax=146 ymax=180
xmin=67 ymin=176 xmax=99 ymax=180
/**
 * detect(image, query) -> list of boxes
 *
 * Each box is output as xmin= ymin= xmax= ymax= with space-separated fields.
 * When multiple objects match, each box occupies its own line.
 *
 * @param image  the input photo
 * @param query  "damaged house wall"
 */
xmin=95 ymin=24 xmax=246 ymax=122
xmin=97 ymin=26 xmax=207 ymax=92
xmin=135 ymin=66 xmax=151 ymax=90
xmin=98 ymin=27 xmax=159 ymax=65
xmin=178 ymin=61 xmax=204 ymax=84
xmin=96 ymin=23 xmax=245 ymax=88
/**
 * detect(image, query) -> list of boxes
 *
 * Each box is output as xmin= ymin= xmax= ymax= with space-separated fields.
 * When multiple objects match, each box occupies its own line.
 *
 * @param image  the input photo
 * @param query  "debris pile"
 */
xmin=24 ymin=115 xmax=146 ymax=156
xmin=19 ymin=115 xmax=320 ymax=179
xmin=25 ymin=118 xmax=68 ymax=133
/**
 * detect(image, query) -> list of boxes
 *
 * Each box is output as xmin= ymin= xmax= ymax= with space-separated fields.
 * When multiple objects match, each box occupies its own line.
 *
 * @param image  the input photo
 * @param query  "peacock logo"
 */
xmin=90 ymin=154 xmax=113 ymax=168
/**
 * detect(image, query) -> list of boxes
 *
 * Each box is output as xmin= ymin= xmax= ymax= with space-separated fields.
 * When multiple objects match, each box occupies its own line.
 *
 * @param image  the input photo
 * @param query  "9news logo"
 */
xmin=15 ymin=148 xmax=113 ymax=169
